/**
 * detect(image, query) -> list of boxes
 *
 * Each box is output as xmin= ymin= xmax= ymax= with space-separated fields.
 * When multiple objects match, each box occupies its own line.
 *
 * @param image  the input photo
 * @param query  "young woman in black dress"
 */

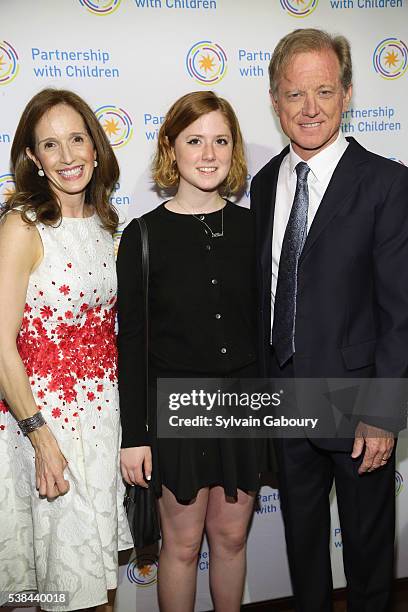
xmin=117 ymin=91 xmax=265 ymax=612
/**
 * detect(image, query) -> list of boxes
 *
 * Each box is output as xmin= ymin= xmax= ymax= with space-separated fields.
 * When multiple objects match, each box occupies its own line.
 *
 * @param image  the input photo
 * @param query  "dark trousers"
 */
xmin=269 ymin=352 xmax=396 ymax=612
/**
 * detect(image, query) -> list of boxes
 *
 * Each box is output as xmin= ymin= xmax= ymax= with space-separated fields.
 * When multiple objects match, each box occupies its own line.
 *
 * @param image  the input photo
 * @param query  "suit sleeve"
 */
xmin=367 ymin=166 xmax=408 ymax=432
xmin=116 ymin=219 xmax=149 ymax=447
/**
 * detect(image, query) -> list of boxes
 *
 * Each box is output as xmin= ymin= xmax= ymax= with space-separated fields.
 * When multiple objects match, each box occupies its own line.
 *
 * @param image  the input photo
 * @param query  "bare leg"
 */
xmin=205 ymin=486 xmax=255 ymax=612
xmin=157 ymin=486 xmax=209 ymax=612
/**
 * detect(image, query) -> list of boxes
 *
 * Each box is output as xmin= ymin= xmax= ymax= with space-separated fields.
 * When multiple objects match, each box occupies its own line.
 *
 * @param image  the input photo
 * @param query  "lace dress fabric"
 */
xmin=0 ymin=213 xmax=132 ymax=611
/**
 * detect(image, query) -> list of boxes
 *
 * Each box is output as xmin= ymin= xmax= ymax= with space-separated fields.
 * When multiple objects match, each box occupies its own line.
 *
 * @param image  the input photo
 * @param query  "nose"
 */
xmin=60 ymin=141 xmax=74 ymax=164
xmin=202 ymin=142 xmax=216 ymax=160
xmin=302 ymin=93 xmax=319 ymax=118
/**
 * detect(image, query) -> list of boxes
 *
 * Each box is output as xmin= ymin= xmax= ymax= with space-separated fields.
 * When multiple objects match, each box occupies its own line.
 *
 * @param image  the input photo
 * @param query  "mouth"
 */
xmin=56 ymin=165 xmax=84 ymax=180
xmin=299 ymin=122 xmax=322 ymax=129
xmin=197 ymin=167 xmax=217 ymax=175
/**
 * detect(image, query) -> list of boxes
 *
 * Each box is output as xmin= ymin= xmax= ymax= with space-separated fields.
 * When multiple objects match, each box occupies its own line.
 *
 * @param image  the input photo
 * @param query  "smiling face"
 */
xmin=26 ymin=103 xmax=96 ymax=207
xmin=172 ymin=110 xmax=233 ymax=196
xmin=271 ymin=49 xmax=352 ymax=160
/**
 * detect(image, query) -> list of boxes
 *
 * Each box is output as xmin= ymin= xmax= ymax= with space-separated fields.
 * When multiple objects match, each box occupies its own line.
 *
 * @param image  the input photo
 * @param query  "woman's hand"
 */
xmin=120 ymin=446 xmax=152 ymax=488
xmin=29 ymin=426 xmax=70 ymax=499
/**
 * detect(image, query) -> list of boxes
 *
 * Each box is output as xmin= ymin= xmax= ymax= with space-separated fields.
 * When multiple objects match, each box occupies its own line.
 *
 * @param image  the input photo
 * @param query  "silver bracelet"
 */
xmin=18 ymin=412 xmax=46 ymax=436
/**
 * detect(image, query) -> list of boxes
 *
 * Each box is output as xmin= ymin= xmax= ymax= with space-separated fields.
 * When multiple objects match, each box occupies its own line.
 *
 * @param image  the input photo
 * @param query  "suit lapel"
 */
xmin=299 ymin=138 xmax=368 ymax=265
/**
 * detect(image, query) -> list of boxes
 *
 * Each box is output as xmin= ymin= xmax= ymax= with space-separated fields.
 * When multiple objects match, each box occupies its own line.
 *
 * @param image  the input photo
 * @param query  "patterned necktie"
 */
xmin=272 ymin=161 xmax=310 ymax=366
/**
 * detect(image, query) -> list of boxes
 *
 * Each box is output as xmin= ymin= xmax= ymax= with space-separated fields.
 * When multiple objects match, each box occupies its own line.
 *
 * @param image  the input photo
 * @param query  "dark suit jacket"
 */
xmin=250 ymin=137 xmax=408 ymax=445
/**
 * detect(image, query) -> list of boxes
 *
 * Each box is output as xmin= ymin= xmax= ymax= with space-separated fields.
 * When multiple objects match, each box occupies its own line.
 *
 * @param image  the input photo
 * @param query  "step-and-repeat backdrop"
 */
xmin=1 ymin=1 xmax=407 ymax=610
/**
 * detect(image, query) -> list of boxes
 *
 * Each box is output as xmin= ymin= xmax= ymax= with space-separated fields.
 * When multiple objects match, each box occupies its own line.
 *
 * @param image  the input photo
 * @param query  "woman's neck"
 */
xmin=168 ymin=187 xmax=225 ymax=215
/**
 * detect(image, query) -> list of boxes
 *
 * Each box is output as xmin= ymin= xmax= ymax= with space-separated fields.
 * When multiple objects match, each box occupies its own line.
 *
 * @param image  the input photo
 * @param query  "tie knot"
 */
xmin=295 ymin=161 xmax=310 ymax=182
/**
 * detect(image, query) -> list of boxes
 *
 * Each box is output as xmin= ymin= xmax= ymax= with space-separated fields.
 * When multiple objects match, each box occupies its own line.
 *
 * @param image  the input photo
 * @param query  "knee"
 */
xmin=162 ymin=534 xmax=202 ymax=566
xmin=206 ymin=524 xmax=247 ymax=556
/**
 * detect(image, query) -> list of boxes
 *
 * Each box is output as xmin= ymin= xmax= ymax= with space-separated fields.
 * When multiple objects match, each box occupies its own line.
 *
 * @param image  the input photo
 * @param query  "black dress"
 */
xmin=117 ymin=201 xmax=267 ymax=501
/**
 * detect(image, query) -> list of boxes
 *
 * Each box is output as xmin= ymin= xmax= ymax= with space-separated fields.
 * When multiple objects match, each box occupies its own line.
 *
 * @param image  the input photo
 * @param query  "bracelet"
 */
xmin=18 ymin=412 xmax=46 ymax=436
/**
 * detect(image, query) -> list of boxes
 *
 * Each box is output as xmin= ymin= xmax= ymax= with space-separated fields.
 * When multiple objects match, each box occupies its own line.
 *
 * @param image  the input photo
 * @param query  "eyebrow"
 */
xmin=37 ymin=131 xmax=88 ymax=145
xmin=185 ymin=133 xmax=231 ymax=138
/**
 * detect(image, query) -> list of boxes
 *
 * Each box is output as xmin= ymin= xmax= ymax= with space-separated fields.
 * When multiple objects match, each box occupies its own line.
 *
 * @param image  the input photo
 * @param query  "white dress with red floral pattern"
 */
xmin=0 ymin=213 xmax=133 ymax=611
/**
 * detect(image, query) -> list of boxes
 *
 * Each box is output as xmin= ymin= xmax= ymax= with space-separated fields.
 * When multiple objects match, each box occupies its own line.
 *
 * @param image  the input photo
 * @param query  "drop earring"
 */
xmin=38 ymin=168 xmax=45 ymax=177
xmin=93 ymin=160 xmax=98 ymax=168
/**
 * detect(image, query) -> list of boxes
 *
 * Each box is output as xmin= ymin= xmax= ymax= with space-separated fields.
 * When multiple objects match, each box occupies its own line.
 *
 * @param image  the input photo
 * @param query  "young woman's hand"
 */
xmin=120 ymin=446 xmax=152 ymax=488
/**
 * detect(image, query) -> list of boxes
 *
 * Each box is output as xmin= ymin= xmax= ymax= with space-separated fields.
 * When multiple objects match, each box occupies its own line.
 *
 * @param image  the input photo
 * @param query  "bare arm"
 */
xmin=0 ymin=211 xmax=69 ymax=498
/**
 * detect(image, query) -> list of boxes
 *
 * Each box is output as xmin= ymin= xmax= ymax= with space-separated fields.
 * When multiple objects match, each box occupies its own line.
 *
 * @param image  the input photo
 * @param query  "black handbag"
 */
xmin=123 ymin=216 xmax=160 ymax=549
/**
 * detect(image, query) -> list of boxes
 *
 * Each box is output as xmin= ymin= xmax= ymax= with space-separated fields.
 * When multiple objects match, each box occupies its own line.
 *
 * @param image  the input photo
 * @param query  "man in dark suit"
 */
xmin=250 ymin=28 xmax=408 ymax=612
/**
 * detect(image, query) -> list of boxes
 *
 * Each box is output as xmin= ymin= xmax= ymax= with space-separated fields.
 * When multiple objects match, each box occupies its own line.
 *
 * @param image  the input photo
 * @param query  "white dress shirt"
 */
xmin=270 ymin=131 xmax=349 ymax=336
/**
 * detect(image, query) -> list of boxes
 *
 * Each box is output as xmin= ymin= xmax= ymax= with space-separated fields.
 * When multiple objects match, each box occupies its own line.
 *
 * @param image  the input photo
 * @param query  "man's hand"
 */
xmin=351 ymin=421 xmax=395 ymax=475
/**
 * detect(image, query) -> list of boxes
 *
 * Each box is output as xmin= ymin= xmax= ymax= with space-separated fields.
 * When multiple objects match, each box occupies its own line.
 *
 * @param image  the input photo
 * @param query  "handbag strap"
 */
xmin=135 ymin=216 xmax=149 ymax=432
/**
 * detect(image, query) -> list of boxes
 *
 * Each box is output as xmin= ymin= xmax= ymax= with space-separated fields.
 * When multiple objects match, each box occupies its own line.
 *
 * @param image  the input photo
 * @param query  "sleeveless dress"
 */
xmin=0 ymin=212 xmax=133 ymax=612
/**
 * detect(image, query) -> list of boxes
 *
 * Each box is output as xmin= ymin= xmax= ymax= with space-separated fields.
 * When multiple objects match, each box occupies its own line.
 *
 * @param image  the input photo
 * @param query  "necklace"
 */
xmin=173 ymin=198 xmax=225 ymax=238
xmin=193 ymin=208 xmax=224 ymax=238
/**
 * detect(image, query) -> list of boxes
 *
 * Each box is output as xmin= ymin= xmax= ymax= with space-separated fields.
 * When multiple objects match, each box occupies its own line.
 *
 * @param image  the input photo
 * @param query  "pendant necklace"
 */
xmin=174 ymin=199 xmax=225 ymax=238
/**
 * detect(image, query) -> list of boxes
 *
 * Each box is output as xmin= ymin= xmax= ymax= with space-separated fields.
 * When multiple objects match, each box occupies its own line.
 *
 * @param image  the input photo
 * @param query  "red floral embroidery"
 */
xmin=40 ymin=305 xmax=53 ymax=319
xmin=67 ymin=263 xmax=72 ymax=268
xmin=0 ymin=400 xmax=9 ymax=414
xmin=17 ymin=304 xmax=117 ymax=405
xmin=0 ymin=425 xmax=5 ymax=430
xmin=52 ymin=407 xmax=61 ymax=418
xmin=24 ymin=304 xmax=32 ymax=314
xmin=65 ymin=311 xmax=73 ymax=319
xmin=97 ymin=384 xmax=103 ymax=392
xmin=59 ymin=285 xmax=70 ymax=295
xmin=87 ymin=392 xmax=95 ymax=401
xmin=37 ymin=390 xmax=45 ymax=399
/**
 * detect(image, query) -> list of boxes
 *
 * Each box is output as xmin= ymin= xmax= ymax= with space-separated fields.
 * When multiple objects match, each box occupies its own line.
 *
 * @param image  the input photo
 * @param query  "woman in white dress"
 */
xmin=0 ymin=89 xmax=132 ymax=612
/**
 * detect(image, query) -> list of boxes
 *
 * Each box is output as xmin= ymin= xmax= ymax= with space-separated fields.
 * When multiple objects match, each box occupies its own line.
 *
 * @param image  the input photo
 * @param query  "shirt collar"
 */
xmin=288 ymin=131 xmax=349 ymax=183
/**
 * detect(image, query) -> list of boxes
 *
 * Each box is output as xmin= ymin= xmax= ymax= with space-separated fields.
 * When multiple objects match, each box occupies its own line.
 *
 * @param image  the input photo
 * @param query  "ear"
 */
xmin=342 ymin=84 xmax=352 ymax=113
xmin=25 ymin=146 xmax=42 ymax=170
xmin=269 ymin=89 xmax=280 ymax=116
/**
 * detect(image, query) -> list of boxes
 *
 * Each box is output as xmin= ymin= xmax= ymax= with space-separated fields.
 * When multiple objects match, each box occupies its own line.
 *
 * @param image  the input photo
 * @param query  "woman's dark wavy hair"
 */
xmin=1 ymin=88 xmax=119 ymax=233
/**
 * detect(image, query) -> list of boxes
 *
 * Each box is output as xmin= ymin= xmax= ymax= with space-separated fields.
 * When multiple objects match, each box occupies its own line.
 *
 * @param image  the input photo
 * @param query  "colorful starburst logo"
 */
xmin=280 ymin=0 xmax=318 ymax=18
xmin=373 ymin=38 xmax=408 ymax=80
xmin=0 ymin=173 xmax=15 ymax=204
xmin=79 ymin=0 xmax=121 ymax=15
xmin=0 ymin=41 xmax=19 ymax=86
xmin=127 ymin=554 xmax=158 ymax=587
xmin=395 ymin=471 xmax=404 ymax=497
xmin=95 ymin=105 xmax=133 ymax=148
xmin=186 ymin=41 xmax=227 ymax=85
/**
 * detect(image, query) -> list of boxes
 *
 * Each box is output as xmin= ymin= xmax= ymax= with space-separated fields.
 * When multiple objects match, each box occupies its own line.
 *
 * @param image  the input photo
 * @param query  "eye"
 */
xmin=319 ymin=89 xmax=333 ymax=97
xmin=73 ymin=135 xmax=85 ymax=143
xmin=186 ymin=138 xmax=201 ymax=145
xmin=43 ymin=141 xmax=57 ymax=149
xmin=287 ymin=92 xmax=301 ymax=100
xmin=216 ymin=137 xmax=230 ymax=145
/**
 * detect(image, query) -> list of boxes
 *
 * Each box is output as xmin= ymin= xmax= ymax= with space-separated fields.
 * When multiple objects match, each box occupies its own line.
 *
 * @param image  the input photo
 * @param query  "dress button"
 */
xmin=211 ymin=279 xmax=218 ymax=285
xmin=215 ymin=313 xmax=221 ymax=319
xmin=220 ymin=347 xmax=227 ymax=354
xmin=206 ymin=244 xmax=211 ymax=251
